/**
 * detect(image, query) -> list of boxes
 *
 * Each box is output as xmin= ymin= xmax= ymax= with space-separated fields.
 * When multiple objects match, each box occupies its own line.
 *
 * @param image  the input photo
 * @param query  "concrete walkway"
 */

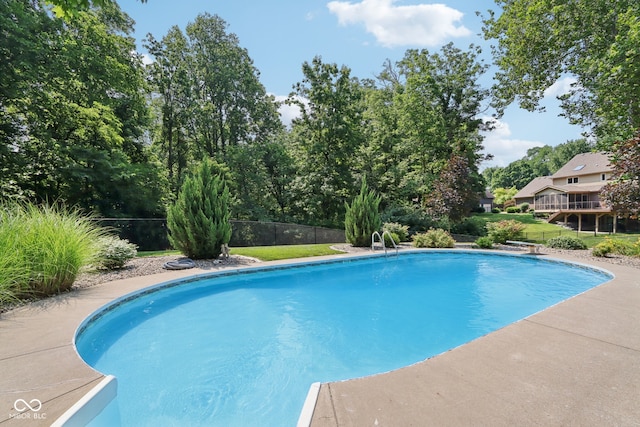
xmin=310 ymin=252 xmax=640 ymax=426
xmin=0 ymin=251 xmax=638 ymax=426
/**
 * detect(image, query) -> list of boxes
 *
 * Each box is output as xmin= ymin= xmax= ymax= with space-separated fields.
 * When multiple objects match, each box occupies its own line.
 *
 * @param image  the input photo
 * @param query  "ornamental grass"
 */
xmin=0 ymin=202 xmax=107 ymax=304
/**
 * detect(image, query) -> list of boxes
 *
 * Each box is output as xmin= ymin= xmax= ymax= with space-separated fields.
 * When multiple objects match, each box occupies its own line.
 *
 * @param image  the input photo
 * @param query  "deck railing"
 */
xmin=533 ymin=200 xmax=606 ymax=211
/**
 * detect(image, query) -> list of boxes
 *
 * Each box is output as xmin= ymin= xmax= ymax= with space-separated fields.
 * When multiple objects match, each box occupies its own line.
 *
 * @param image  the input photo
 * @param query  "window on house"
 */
xmin=602 ymin=173 xmax=606 ymax=181
xmin=568 ymin=177 xmax=579 ymax=184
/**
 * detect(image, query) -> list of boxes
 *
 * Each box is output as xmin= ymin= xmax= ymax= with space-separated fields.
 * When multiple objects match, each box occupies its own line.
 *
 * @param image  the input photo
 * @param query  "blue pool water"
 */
xmin=75 ymin=251 xmax=611 ymax=427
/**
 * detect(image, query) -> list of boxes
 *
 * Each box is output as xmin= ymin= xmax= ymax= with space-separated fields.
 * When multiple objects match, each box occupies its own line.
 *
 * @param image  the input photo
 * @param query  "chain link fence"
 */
xmin=93 ymin=218 xmax=345 ymax=251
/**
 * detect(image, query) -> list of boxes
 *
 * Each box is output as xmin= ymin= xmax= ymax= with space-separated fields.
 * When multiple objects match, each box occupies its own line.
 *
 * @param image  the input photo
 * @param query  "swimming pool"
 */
xmin=75 ymin=251 xmax=611 ymax=426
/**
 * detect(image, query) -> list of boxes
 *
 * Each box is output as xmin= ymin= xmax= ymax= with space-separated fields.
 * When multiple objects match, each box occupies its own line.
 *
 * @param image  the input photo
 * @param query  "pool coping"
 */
xmin=0 ymin=248 xmax=638 ymax=426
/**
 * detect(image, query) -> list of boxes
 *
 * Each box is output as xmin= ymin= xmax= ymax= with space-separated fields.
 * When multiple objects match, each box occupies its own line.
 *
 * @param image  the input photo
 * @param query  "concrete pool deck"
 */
xmin=0 ymin=249 xmax=639 ymax=426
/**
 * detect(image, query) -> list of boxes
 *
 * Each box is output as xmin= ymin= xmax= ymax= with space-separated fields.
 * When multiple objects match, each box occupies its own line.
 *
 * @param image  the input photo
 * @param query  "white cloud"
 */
xmin=274 ymin=95 xmax=305 ymax=127
xmin=327 ymin=0 xmax=471 ymax=47
xmin=543 ymin=76 xmax=578 ymax=98
xmin=480 ymin=118 xmax=545 ymax=169
xmin=141 ymin=53 xmax=154 ymax=65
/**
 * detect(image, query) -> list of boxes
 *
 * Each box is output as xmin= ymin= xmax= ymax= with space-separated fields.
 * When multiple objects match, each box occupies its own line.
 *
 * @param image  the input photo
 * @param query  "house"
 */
xmin=514 ymin=152 xmax=617 ymax=233
xmin=479 ymin=188 xmax=494 ymax=212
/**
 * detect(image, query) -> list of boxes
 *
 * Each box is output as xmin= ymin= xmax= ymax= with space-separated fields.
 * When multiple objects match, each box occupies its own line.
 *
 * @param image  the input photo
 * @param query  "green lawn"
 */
xmin=139 ymin=243 xmax=345 ymax=262
xmin=473 ymin=212 xmax=639 ymax=247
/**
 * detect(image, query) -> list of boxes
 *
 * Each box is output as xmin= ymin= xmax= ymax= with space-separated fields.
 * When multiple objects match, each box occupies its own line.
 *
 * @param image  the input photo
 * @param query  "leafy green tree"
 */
xmin=1 ymin=1 xmax=165 ymax=216
xmin=288 ymin=57 xmax=365 ymax=226
xmin=44 ymin=0 xmax=146 ymax=17
xmin=358 ymin=78 xmax=408 ymax=205
xmin=185 ymin=13 xmax=282 ymax=157
xmin=491 ymin=159 xmax=536 ymax=190
xmin=345 ymin=179 xmax=382 ymax=247
xmin=483 ymin=0 xmax=640 ymax=143
xmin=548 ymin=139 xmax=595 ymax=171
xmin=145 ymin=13 xmax=283 ymax=202
xmin=167 ymin=159 xmax=231 ymax=259
xmin=145 ymin=27 xmax=192 ymax=194
xmin=493 ymin=187 xmax=518 ymax=206
xmin=371 ymin=44 xmax=489 ymax=205
xmin=226 ymin=137 xmax=296 ymax=221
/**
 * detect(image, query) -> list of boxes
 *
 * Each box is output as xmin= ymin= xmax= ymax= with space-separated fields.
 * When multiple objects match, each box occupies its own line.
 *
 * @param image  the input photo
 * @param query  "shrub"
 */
xmin=450 ymin=216 xmax=486 ymax=237
xmin=491 ymin=207 xmax=501 ymax=213
xmin=380 ymin=204 xmax=435 ymax=235
xmin=167 ymin=159 xmax=232 ymax=259
xmin=486 ymin=220 xmax=525 ymax=244
xmin=591 ymin=242 xmax=612 ymax=257
xmin=412 ymin=228 xmax=455 ymax=248
xmin=383 ymin=231 xmax=400 ymax=247
xmin=519 ymin=202 xmax=530 ymax=212
xmin=0 ymin=202 xmax=106 ymax=302
xmin=345 ymin=179 xmax=381 ymax=247
xmin=474 ymin=236 xmax=494 ymax=249
xmin=382 ymin=222 xmax=409 ymax=242
xmin=97 ymin=236 xmax=138 ymax=269
xmin=592 ymin=237 xmax=640 ymax=257
xmin=505 ymin=206 xmax=521 ymax=213
xmin=545 ymin=236 xmax=587 ymax=250
xmin=503 ymin=199 xmax=516 ymax=208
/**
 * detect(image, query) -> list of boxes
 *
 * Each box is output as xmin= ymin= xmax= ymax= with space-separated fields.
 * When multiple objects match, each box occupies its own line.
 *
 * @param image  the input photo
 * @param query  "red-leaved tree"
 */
xmin=600 ymin=132 xmax=640 ymax=217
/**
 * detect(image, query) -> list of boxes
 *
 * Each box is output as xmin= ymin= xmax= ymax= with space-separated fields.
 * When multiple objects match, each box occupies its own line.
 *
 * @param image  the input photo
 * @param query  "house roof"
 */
xmin=534 ymin=182 xmax=608 ymax=195
xmin=514 ymin=176 xmax=553 ymax=199
xmin=552 ymin=152 xmax=612 ymax=178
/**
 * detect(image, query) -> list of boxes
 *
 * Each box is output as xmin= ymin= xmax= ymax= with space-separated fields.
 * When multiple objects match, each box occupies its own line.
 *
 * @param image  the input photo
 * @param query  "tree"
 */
xmin=288 ymin=57 xmax=365 ymax=226
xmin=44 ymin=0 xmax=147 ymax=17
xmin=145 ymin=13 xmax=283 ymax=197
xmin=424 ymin=154 xmax=482 ymax=222
xmin=167 ymin=159 xmax=231 ymax=259
xmin=483 ymin=0 xmax=640 ymax=143
xmin=145 ymin=27 xmax=192 ymax=193
xmin=548 ymin=139 xmax=595 ymax=171
xmin=345 ymin=179 xmax=381 ymax=247
xmin=185 ymin=13 xmax=281 ymax=158
xmin=600 ymin=133 xmax=640 ymax=217
xmin=491 ymin=159 xmax=536 ymax=190
xmin=1 ymin=1 xmax=166 ymax=216
xmin=492 ymin=187 xmax=518 ymax=207
xmin=384 ymin=44 xmax=489 ymax=205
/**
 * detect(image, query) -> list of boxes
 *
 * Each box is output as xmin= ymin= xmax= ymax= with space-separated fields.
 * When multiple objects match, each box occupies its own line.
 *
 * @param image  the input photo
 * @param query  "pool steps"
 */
xmin=371 ymin=231 xmax=398 ymax=256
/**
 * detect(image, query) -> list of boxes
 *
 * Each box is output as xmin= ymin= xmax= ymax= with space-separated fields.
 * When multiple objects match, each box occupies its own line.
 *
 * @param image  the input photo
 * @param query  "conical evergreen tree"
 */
xmin=344 ymin=178 xmax=381 ymax=247
xmin=167 ymin=159 xmax=232 ymax=259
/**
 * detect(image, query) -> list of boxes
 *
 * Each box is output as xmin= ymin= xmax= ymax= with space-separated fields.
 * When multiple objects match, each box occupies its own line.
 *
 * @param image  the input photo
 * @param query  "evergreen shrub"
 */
xmin=167 ymin=159 xmax=232 ymax=259
xmin=345 ymin=179 xmax=382 ymax=247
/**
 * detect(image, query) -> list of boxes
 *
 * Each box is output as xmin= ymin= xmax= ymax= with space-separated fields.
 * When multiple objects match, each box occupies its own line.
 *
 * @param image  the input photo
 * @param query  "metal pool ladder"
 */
xmin=371 ymin=231 xmax=398 ymax=256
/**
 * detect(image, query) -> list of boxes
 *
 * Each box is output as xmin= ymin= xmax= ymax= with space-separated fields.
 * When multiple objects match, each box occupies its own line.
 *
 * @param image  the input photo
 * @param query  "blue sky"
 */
xmin=121 ymin=0 xmax=584 ymax=169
